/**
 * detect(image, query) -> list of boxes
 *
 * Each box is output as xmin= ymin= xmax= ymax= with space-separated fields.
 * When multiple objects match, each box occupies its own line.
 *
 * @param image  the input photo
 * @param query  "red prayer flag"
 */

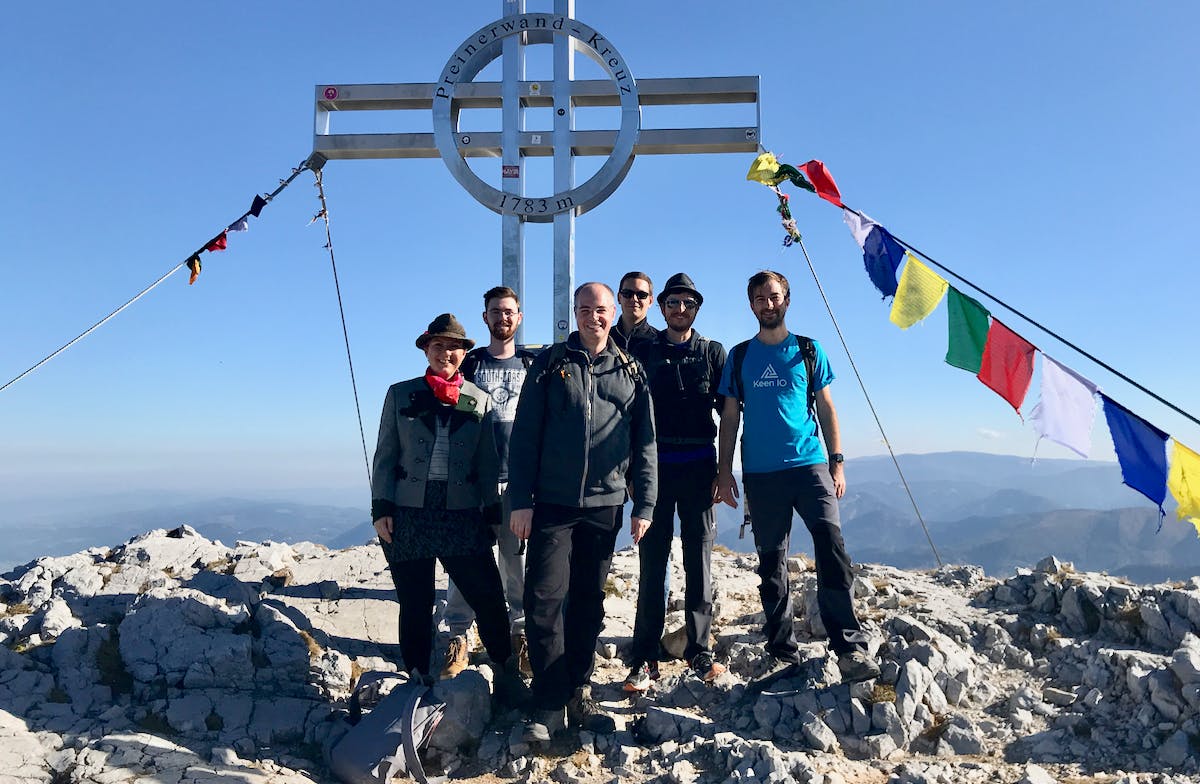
xmin=798 ymin=160 xmax=843 ymax=207
xmin=977 ymin=319 xmax=1037 ymax=417
xmin=205 ymin=232 xmax=228 ymax=252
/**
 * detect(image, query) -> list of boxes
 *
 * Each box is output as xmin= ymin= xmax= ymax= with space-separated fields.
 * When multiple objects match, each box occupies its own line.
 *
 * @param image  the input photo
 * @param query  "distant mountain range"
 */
xmin=4 ymin=452 xmax=1197 ymax=583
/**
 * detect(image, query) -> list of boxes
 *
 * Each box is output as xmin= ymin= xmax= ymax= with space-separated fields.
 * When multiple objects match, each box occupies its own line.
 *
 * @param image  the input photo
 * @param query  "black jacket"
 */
xmin=612 ymin=318 xmax=658 ymax=354
xmin=508 ymin=333 xmax=657 ymax=519
xmin=633 ymin=330 xmax=727 ymax=447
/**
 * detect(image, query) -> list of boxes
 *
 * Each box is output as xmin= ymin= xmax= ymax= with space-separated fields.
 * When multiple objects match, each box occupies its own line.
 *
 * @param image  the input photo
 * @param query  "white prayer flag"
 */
xmin=1029 ymin=356 xmax=1099 ymax=458
xmin=842 ymin=209 xmax=878 ymax=250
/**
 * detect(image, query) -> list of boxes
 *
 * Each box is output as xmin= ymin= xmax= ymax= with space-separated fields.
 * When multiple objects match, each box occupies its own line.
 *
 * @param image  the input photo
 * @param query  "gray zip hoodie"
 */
xmin=507 ymin=332 xmax=657 ymax=519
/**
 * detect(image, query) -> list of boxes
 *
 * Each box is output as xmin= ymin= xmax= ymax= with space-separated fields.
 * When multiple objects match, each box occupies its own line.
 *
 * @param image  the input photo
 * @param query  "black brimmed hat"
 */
xmin=415 ymin=313 xmax=475 ymax=350
xmin=657 ymin=272 xmax=704 ymax=307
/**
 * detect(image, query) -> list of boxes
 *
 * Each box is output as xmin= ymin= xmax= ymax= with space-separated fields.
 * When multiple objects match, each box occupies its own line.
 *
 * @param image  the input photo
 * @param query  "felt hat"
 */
xmin=415 ymin=313 xmax=475 ymax=350
xmin=657 ymin=272 xmax=704 ymax=307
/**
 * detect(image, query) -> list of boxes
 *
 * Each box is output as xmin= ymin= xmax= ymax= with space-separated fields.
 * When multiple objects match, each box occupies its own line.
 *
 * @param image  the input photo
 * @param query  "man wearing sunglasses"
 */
xmin=613 ymin=271 xmax=659 ymax=353
xmin=625 ymin=272 xmax=728 ymax=692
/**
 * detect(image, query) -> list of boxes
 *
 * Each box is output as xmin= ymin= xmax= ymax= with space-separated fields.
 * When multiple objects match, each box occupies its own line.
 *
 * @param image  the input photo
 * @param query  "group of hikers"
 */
xmin=369 ymin=269 xmax=881 ymax=741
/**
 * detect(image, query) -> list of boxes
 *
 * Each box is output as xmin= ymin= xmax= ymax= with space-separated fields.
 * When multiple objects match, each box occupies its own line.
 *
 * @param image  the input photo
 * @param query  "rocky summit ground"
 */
xmin=1 ymin=526 xmax=1199 ymax=784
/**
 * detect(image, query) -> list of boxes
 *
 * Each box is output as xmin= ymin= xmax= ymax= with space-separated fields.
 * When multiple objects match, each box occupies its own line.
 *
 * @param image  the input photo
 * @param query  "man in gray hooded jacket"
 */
xmin=509 ymin=281 xmax=657 ymax=741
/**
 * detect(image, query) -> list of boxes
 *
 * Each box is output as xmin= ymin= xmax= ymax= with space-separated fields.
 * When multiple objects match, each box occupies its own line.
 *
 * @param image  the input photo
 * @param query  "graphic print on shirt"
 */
xmin=754 ymin=364 xmax=789 ymax=389
xmin=472 ymin=364 xmax=527 ymax=422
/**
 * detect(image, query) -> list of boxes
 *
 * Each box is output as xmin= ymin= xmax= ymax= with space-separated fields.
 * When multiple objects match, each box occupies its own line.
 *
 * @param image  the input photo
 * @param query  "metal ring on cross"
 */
xmin=433 ymin=13 xmax=640 ymax=222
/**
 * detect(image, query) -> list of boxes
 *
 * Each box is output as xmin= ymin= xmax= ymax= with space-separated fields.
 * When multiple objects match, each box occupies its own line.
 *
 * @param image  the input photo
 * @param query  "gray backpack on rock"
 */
xmin=329 ymin=671 xmax=446 ymax=784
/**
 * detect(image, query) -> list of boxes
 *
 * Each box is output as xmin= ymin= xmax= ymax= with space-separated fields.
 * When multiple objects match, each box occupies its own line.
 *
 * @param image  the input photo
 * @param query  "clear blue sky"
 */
xmin=2 ymin=2 xmax=1197 ymax=513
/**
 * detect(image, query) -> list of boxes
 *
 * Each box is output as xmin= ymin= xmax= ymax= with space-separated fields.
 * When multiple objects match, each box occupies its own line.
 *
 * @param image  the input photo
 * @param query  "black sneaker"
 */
xmin=837 ymin=650 xmax=881 ymax=683
xmin=567 ymin=686 xmax=616 ymax=734
xmin=690 ymin=651 xmax=726 ymax=683
xmin=622 ymin=660 xmax=659 ymax=693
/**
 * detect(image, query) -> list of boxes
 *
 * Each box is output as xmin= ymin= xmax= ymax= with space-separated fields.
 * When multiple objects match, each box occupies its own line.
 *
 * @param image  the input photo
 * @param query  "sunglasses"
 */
xmin=664 ymin=298 xmax=699 ymax=311
xmin=619 ymin=288 xmax=651 ymax=301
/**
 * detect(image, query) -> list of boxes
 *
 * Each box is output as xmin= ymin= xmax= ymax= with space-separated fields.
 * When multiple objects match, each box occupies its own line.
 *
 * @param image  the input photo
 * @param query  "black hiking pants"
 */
xmin=631 ymin=458 xmax=716 ymax=663
xmin=523 ymin=503 xmax=620 ymax=711
xmin=743 ymin=463 xmax=863 ymax=659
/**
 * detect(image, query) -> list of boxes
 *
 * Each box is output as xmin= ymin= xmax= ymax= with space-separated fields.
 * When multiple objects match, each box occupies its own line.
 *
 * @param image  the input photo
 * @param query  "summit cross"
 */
xmin=311 ymin=0 xmax=760 ymax=343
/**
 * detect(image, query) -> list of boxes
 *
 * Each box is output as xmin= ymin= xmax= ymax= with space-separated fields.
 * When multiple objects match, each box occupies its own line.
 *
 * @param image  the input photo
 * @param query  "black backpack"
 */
xmin=728 ymin=334 xmax=819 ymax=421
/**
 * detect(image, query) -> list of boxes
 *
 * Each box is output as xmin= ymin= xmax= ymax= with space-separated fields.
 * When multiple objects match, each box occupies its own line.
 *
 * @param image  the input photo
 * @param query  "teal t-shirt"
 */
xmin=718 ymin=335 xmax=834 ymax=473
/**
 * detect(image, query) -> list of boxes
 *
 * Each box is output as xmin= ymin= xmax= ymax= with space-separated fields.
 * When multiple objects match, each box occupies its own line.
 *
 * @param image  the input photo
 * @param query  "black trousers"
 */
xmin=524 ymin=503 xmax=620 ymax=711
xmin=381 ymin=544 xmax=512 ymax=677
xmin=631 ymin=458 xmax=716 ymax=662
xmin=743 ymin=464 xmax=863 ymax=658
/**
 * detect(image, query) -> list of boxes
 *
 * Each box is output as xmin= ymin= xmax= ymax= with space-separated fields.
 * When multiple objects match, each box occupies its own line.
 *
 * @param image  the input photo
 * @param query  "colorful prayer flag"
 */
xmin=1028 ymin=356 xmax=1098 ymax=458
xmin=863 ymin=226 xmax=906 ymax=298
xmin=249 ymin=194 xmax=268 ymax=218
xmin=1168 ymin=440 xmax=1200 ymax=536
xmin=205 ymin=232 xmax=228 ymax=252
xmin=977 ymin=319 xmax=1036 ymax=417
xmin=797 ymin=160 xmax=843 ymax=207
xmin=746 ymin=152 xmax=781 ymax=185
xmin=1102 ymin=394 xmax=1168 ymax=521
xmin=227 ymin=218 xmax=249 ymax=232
xmin=889 ymin=255 xmax=948 ymax=329
xmin=843 ymin=209 xmax=877 ymax=249
xmin=945 ymin=288 xmax=990 ymax=373
xmin=185 ymin=255 xmax=201 ymax=286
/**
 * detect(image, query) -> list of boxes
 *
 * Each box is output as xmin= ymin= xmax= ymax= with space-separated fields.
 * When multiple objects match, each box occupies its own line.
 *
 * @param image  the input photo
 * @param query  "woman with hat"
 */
xmin=371 ymin=313 xmax=514 ymax=683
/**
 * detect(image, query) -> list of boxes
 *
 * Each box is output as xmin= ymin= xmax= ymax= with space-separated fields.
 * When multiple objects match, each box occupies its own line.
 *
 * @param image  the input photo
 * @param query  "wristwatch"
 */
xmin=829 ymin=453 xmax=845 ymax=465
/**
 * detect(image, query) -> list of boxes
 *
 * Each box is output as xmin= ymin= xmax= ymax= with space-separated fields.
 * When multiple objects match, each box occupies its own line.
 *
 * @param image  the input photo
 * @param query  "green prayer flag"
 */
xmin=945 ymin=287 xmax=990 ymax=372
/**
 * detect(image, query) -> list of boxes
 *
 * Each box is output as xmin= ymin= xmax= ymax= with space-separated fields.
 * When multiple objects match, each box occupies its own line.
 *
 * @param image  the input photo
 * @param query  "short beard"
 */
xmin=489 ymin=322 xmax=517 ymax=341
xmin=756 ymin=311 xmax=783 ymax=329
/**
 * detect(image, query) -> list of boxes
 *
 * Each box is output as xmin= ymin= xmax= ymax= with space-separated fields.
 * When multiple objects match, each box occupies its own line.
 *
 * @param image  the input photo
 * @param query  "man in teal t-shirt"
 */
xmin=714 ymin=270 xmax=879 ymax=683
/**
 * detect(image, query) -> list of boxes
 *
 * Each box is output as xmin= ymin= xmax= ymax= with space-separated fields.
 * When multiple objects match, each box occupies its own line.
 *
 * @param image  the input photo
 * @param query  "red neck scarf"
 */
xmin=425 ymin=369 xmax=464 ymax=406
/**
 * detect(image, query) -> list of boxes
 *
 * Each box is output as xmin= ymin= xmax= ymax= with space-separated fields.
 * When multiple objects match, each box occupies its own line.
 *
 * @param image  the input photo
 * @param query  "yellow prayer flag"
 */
xmin=889 ymin=254 xmax=948 ymax=329
xmin=1168 ymin=440 xmax=1200 ymax=537
xmin=746 ymin=152 xmax=780 ymax=185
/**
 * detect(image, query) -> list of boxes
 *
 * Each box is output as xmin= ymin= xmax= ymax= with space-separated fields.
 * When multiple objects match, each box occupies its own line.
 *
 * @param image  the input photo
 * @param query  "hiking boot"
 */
xmin=690 ymin=651 xmax=726 ymax=683
xmin=494 ymin=655 xmax=531 ymax=709
xmin=440 ymin=635 xmax=470 ymax=680
xmin=567 ymin=685 xmax=617 ymax=734
xmin=837 ymin=649 xmax=881 ymax=683
xmin=522 ymin=707 xmax=565 ymax=742
xmin=511 ymin=632 xmax=533 ymax=679
xmin=622 ymin=660 xmax=659 ymax=693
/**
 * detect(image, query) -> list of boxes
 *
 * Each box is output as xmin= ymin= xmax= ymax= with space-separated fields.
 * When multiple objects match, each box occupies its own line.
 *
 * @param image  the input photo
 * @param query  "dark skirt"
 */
xmin=379 ymin=480 xmax=495 ymax=563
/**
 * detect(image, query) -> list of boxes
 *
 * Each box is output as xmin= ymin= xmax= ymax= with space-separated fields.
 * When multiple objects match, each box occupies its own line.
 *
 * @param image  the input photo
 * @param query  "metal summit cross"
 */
xmin=310 ymin=0 xmax=760 ymax=343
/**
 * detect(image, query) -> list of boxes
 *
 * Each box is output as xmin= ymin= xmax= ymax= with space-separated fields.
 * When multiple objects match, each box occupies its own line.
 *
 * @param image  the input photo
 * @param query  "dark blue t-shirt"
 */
xmin=466 ymin=353 xmax=528 ymax=482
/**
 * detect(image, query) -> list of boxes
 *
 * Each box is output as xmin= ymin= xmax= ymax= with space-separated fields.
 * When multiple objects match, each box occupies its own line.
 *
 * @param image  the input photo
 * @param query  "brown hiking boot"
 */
xmin=512 ymin=632 xmax=533 ymax=678
xmin=440 ymin=634 xmax=470 ymax=680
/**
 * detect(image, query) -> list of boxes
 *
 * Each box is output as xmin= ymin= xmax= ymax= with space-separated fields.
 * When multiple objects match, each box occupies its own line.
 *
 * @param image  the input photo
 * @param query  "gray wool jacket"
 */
xmin=370 ymin=376 xmax=500 ymax=520
xmin=507 ymin=332 xmax=657 ymax=519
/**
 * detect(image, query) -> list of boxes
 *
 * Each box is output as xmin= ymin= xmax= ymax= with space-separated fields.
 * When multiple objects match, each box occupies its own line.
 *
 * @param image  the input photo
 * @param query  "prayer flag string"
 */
xmin=0 ymin=156 xmax=318 ymax=394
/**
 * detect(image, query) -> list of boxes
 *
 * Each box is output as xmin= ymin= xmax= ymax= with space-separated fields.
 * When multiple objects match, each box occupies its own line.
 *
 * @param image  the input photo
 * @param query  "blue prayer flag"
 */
xmin=1102 ymin=394 xmax=1168 ymax=522
xmin=863 ymin=226 xmax=905 ymax=298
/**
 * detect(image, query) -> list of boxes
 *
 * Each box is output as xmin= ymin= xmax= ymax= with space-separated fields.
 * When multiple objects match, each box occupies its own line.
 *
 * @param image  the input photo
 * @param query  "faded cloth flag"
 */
xmin=890 ymin=255 xmax=948 ymax=329
xmin=798 ymin=160 xmax=843 ymax=207
xmin=977 ymin=319 xmax=1036 ymax=417
xmin=1102 ymin=394 xmax=1168 ymax=522
xmin=227 ymin=218 xmax=249 ymax=232
xmin=843 ymin=209 xmax=878 ymax=249
xmin=946 ymin=288 xmax=990 ymax=373
xmin=1029 ymin=356 xmax=1098 ymax=458
xmin=862 ymin=225 xmax=906 ymax=298
xmin=1168 ymin=440 xmax=1200 ymax=536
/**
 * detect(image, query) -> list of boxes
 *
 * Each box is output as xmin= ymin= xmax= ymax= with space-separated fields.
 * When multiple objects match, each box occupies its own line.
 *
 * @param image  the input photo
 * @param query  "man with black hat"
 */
xmin=625 ymin=273 xmax=729 ymax=692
